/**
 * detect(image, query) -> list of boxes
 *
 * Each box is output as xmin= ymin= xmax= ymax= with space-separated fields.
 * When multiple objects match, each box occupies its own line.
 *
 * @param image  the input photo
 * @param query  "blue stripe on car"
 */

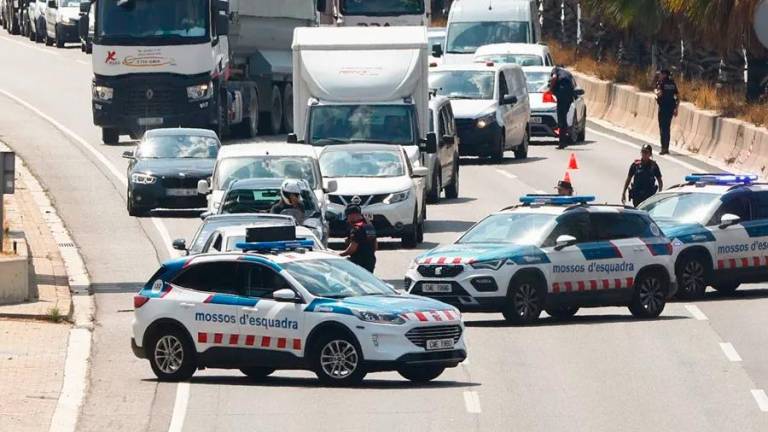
xmin=741 ymin=221 xmax=768 ymax=238
xmin=577 ymin=242 xmax=623 ymax=260
xmin=304 ymin=298 xmax=354 ymax=315
xmin=205 ymin=294 xmax=259 ymax=307
xmin=661 ymin=223 xmax=716 ymax=244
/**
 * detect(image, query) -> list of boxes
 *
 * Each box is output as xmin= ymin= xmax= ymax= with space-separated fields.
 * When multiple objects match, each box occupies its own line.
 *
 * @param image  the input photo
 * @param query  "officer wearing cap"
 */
xmin=549 ymin=65 xmax=577 ymax=149
xmin=340 ymin=205 xmax=378 ymax=273
xmin=622 ymin=145 xmax=663 ymax=207
xmin=556 ymin=180 xmax=574 ymax=196
xmin=654 ymin=69 xmax=679 ymax=155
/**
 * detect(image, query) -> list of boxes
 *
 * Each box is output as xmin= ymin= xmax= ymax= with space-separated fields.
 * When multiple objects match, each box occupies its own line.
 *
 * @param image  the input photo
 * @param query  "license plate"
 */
xmin=426 ymin=338 xmax=455 ymax=351
xmin=530 ymin=116 xmax=542 ymax=124
xmin=138 ymin=117 xmax=164 ymax=126
xmin=422 ymin=283 xmax=452 ymax=293
xmin=167 ymin=188 xmax=197 ymax=197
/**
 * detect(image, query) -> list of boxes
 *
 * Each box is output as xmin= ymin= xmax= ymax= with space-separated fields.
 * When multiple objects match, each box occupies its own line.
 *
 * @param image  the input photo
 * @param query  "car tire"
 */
xmin=545 ymin=306 xmax=579 ymax=320
xmin=402 ymin=207 xmax=419 ymax=248
xmin=35 ymin=22 xmax=43 ymax=42
xmin=416 ymin=201 xmax=426 ymax=243
xmin=675 ymin=253 xmax=709 ymax=299
xmin=713 ymin=282 xmax=740 ymax=295
xmin=102 ymin=127 xmax=120 ymax=145
xmin=127 ymin=191 xmax=150 ymax=217
xmin=312 ymin=331 xmax=366 ymax=386
xmin=514 ymin=129 xmax=529 ymax=159
xmin=629 ymin=270 xmax=668 ymax=318
xmin=427 ymin=168 xmax=440 ymax=204
xmin=445 ymin=160 xmax=459 ymax=199
xmin=240 ymin=367 xmax=275 ymax=381
xmin=55 ymin=25 xmax=64 ymax=48
xmin=490 ymin=131 xmax=505 ymax=162
xmin=398 ymin=365 xmax=445 ymax=383
xmin=44 ymin=29 xmax=53 ymax=45
xmin=85 ymin=41 xmax=92 ymax=54
xmin=147 ymin=326 xmax=197 ymax=382
xmin=261 ymin=85 xmax=283 ymax=135
xmin=28 ymin=23 xmax=35 ymax=41
xmin=502 ymin=273 xmax=544 ymax=324
xmin=577 ymin=109 xmax=587 ymax=142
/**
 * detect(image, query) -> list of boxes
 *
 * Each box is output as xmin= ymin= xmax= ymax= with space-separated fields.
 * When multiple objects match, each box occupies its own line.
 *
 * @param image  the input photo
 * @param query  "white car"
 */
xmin=319 ymin=144 xmax=428 ymax=247
xmin=406 ymin=195 xmax=678 ymax=324
xmin=426 ymin=95 xmax=460 ymax=203
xmin=197 ymin=143 xmax=336 ymax=215
xmin=523 ymin=66 xmax=587 ymax=143
xmin=430 ymin=62 xmax=530 ymax=160
xmin=44 ymin=0 xmax=80 ymax=47
xmin=473 ymin=43 xmax=554 ymax=67
xmin=132 ymin=236 xmax=467 ymax=385
xmin=185 ymin=223 xmax=324 ymax=254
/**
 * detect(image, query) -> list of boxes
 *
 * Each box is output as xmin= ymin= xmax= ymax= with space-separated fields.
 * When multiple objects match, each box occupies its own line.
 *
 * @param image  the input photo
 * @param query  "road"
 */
xmin=1 ymin=34 xmax=767 ymax=432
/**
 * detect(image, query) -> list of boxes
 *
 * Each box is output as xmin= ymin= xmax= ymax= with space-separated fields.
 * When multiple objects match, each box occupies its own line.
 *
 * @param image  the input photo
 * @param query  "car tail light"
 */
xmin=554 ymin=127 xmax=560 ymax=136
xmin=543 ymin=91 xmax=556 ymax=103
xmin=134 ymin=295 xmax=150 ymax=309
xmin=666 ymin=243 xmax=673 ymax=255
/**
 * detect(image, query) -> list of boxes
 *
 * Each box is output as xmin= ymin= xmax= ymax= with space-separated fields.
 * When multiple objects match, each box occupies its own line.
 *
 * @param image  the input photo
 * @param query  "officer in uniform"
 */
xmin=555 ymin=180 xmax=574 ymax=196
xmin=340 ymin=205 xmax=378 ymax=273
xmin=549 ymin=65 xmax=577 ymax=149
xmin=654 ymin=69 xmax=679 ymax=155
xmin=622 ymin=145 xmax=663 ymax=207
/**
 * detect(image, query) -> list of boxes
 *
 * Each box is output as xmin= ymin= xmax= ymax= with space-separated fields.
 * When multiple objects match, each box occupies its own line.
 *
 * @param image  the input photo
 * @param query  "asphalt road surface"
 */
xmin=1 ymin=34 xmax=767 ymax=432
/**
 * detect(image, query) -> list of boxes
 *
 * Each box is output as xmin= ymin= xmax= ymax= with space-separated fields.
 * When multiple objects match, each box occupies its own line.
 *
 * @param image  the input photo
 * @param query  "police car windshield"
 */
xmin=283 ymin=259 xmax=396 ymax=298
xmin=458 ymin=213 xmax=557 ymax=245
xmin=639 ymin=192 xmax=721 ymax=224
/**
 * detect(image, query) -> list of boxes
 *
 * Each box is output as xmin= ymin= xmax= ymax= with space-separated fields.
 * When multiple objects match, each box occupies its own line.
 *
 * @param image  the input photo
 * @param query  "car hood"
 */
xmin=416 ymin=242 xmax=550 ymax=265
xmin=327 ymin=176 xmax=413 ymax=196
xmin=306 ymin=295 xmax=459 ymax=317
xmin=60 ymin=7 xmax=80 ymax=21
xmin=133 ymin=158 xmax=215 ymax=178
xmin=450 ymin=99 xmax=497 ymax=119
xmin=528 ymin=93 xmax=556 ymax=111
xmin=655 ymin=222 xmax=715 ymax=244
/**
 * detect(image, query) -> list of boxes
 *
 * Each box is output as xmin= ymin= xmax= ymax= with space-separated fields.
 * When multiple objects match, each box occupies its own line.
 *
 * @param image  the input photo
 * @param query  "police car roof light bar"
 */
xmin=236 ymin=239 xmax=315 ymax=253
xmin=519 ymin=195 xmax=596 ymax=206
xmin=685 ymin=173 xmax=758 ymax=185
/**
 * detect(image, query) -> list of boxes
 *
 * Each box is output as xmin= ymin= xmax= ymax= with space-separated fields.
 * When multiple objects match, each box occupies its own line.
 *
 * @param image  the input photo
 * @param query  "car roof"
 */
xmin=144 ymin=128 xmax=219 ymax=139
xmin=496 ymin=204 xmax=648 ymax=216
xmin=522 ymin=65 xmax=555 ymax=74
xmin=227 ymin=178 xmax=311 ymax=191
xmin=450 ymin=0 xmax=532 ymax=22
xmin=187 ymin=249 xmax=342 ymax=266
xmin=319 ymin=143 xmax=404 ymax=154
xmin=202 ymin=213 xmax=294 ymax=224
xmin=666 ymin=183 xmax=768 ymax=194
xmin=475 ymin=43 xmax=548 ymax=56
xmin=216 ymin=224 xmax=313 ymax=237
xmin=218 ymin=143 xmax=318 ymax=159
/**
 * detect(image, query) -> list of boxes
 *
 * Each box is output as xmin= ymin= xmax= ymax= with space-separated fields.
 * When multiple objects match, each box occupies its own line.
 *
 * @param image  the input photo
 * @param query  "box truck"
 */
xmin=316 ymin=0 xmax=430 ymax=27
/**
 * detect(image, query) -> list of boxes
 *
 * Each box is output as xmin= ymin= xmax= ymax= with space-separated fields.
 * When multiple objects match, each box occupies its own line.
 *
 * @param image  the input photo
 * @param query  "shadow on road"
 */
xmin=424 ymin=220 xmax=475 ymax=234
xmin=327 ymin=240 xmax=439 ymax=252
xmin=147 ymin=209 xmax=205 ymax=219
xmin=465 ymin=314 xmax=689 ymax=328
xmin=672 ymin=288 xmax=768 ymax=304
xmin=530 ymin=139 xmax=597 ymax=147
xmin=460 ymin=156 xmax=546 ymax=166
xmin=437 ymin=196 xmax=477 ymax=205
xmin=178 ymin=375 xmax=480 ymax=390
xmin=90 ymin=282 xmax=144 ymax=294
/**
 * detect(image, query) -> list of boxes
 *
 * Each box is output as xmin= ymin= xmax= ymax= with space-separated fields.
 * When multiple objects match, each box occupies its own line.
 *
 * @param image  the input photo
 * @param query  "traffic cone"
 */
xmin=568 ymin=153 xmax=579 ymax=170
xmin=563 ymin=171 xmax=572 ymax=183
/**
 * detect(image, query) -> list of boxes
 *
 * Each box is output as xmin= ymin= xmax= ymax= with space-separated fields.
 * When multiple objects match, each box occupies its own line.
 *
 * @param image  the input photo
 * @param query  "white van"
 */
xmin=437 ymin=0 xmax=541 ymax=64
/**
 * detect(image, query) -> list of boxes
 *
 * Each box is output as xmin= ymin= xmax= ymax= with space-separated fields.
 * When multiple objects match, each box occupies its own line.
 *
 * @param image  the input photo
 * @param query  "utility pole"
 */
xmin=0 ymin=151 xmax=16 ymax=253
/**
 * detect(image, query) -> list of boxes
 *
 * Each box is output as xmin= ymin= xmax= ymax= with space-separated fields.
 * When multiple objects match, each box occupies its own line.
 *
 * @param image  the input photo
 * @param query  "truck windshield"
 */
xmin=309 ymin=105 xmax=415 ymax=146
xmin=429 ymin=71 xmax=495 ymax=100
xmin=446 ymin=21 xmax=530 ymax=54
xmin=340 ymin=0 xmax=424 ymax=16
xmin=97 ymin=0 xmax=209 ymax=44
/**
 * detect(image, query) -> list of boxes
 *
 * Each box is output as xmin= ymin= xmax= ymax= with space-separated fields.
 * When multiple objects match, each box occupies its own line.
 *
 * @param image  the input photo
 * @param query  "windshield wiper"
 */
xmin=446 ymin=96 xmax=478 ymax=100
xmin=347 ymin=139 xmax=408 ymax=145
xmin=314 ymin=138 xmax=350 ymax=144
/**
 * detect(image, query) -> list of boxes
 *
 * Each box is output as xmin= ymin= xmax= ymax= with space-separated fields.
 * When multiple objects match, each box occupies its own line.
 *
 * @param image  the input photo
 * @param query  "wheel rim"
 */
xmin=682 ymin=260 xmax=705 ymax=294
xmin=638 ymin=276 xmax=664 ymax=313
xmin=249 ymin=97 xmax=259 ymax=136
xmin=320 ymin=340 xmax=358 ymax=379
xmin=154 ymin=335 xmax=184 ymax=374
xmin=514 ymin=283 xmax=538 ymax=317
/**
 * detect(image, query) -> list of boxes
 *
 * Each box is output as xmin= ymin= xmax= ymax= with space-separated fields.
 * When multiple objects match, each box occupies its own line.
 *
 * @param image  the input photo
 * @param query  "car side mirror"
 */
xmin=441 ymin=135 xmax=454 ymax=145
xmin=172 ymin=239 xmax=187 ymax=251
xmin=431 ymin=43 xmax=443 ymax=58
xmin=199 ymin=211 xmax=211 ymax=220
xmin=79 ymin=1 xmax=90 ymax=13
xmin=323 ymin=179 xmax=338 ymax=194
xmin=122 ymin=150 xmax=134 ymax=159
xmin=287 ymin=133 xmax=298 ymax=144
xmin=273 ymin=288 xmax=301 ymax=303
xmin=502 ymin=95 xmax=517 ymax=105
xmin=719 ymin=213 xmax=741 ymax=229
xmin=555 ymin=234 xmax=577 ymax=250
xmin=215 ymin=13 xmax=229 ymax=35
xmin=424 ymin=132 xmax=438 ymax=154
xmin=575 ymin=88 xmax=585 ymax=96
xmin=412 ymin=166 xmax=429 ymax=178
xmin=197 ymin=179 xmax=210 ymax=195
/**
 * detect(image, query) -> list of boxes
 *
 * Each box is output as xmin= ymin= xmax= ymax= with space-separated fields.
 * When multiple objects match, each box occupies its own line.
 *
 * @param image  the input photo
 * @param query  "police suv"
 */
xmin=132 ymin=227 xmax=466 ymax=386
xmin=639 ymin=173 xmax=768 ymax=299
xmin=405 ymin=195 xmax=677 ymax=324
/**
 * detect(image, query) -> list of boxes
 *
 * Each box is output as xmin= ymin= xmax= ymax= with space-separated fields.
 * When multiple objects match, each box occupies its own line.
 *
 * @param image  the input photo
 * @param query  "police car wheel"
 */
xmin=676 ymin=255 xmax=709 ymax=299
xmin=240 ymin=367 xmax=275 ymax=381
xmin=314 ymin=334 xmax=366 ymax=386
xmin=147 ymin=329 xmax=196 ymax=381
xmin=502 ymin=274 xmax=544 ymax=324
xmin=629 ymin=271 xmax=667 ymax=318
xmin=545 ymin=306 xmax=579 ymax=320
xmin=397 ymin=365 xmax=445 ymax=383
xmin=713 ymin=282 xmax=740 ymax=295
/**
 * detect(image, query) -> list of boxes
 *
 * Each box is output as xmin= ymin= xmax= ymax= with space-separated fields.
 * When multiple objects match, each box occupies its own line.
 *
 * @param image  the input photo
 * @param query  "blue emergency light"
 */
xmin=236 ymin=239 xmax=315 ymax=252
xmin=684 ymin=173 xmax=758 ymax=185
xmin=519 ymin=194 xmax=596 ymax=206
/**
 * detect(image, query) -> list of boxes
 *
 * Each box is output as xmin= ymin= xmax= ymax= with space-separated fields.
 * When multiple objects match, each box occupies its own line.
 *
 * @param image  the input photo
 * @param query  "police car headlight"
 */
xmin=353 ymin=310 xmax=406 ymax=325
xmin=92 ymin=85 xmax=113 ymax=102
xmin=470 ymin=258 xmax=506 ymax=270
xmin=131 ymin=173 xmax=157 ymax=185
xmin=383 ymin=189 xmax=410 ymax=204
xmin=186 ymin=82 xmax=213 ymax=102
xmin=476 ymin=114 xmax=496 ymax=129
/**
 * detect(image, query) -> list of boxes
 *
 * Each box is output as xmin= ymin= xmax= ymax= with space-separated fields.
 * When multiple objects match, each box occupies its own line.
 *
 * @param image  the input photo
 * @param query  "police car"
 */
xmin=405 ymin=195 xmax=677 ymax=324
xmin=639 ymin=173 xmax=768 ymax=299
xmin=132 ymin=227 xmax=466 ymax=386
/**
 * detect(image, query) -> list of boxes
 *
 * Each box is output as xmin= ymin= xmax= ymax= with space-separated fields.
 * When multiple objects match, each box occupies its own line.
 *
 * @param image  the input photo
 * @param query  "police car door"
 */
xmin=543 ymin=211 xmax=592 ymax=296
xmin=168 ymin=260 xmax=243 ymax=351
xmin=238 ymin=262 xmax=305 ymax=357
xmin=589 ymin=212 xmax=649 ymax=301
xmin=708 ymin=193 xmax=754 ymax=276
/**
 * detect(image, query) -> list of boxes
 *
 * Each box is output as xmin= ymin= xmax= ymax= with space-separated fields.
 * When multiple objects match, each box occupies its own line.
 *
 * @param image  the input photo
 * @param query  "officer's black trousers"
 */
xmin=557 ymin=101 xmax=572 ymax=147
xmin=658 ymin=106 xmax=674 ymax=152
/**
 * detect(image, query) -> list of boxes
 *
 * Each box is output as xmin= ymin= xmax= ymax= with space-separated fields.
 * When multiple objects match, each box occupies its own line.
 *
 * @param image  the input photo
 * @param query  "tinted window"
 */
xmin=241 ymin=263 xmax=291 ymax=298
xmin=749 ymin=191 xmax=768 ymax=219
xmin=543 ymin=212 xmax=591 ymax=247
xmin=429 ymin=70 xmax=495 ymax=100
xmin=709 ymin=194 xmax=752 ymax=225
xmin=498 ymin=72 xmax=509 ymax=98
xmin=172 ymin=262 xmax=240 ymax=294
xmin=591 ymin=213 xmax=654 ymax=240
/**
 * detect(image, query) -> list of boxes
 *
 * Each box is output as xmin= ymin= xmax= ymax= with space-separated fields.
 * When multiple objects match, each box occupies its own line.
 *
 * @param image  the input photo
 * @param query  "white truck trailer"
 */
xmin=316 ymin=0 xmax=430 ymax=26
xmin=84 ymin=0 xmax=316 ymax=144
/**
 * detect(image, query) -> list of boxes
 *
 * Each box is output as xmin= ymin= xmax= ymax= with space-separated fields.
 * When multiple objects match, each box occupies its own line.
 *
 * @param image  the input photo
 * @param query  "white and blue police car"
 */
xmin=132 ymin=228 xmax=466 ymax=386
xmin=639 ymin=173 xmax=768 ymax=299
xmin=405 ymin=195 xmax=677 ymax=324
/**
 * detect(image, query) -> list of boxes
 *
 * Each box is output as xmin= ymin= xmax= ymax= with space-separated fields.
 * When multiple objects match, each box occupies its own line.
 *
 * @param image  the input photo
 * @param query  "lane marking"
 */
xmin=168 ymin=382 xmax=190 ymax=432
xmin=463 ymin=391 xmax=482 ymax=414
xmin=684 ymin=304 xmax=708 ymax=321
xmin=0 ymin=34 xmax=61 ymax=57
xmin=48 ymin=329 xmax=91 ymax=432
xmin=587 ymin=127 xmax=705 ymax=172
xmin=752 ymin=389 xmax=768 ymax=412
xmin=462 ymin=357 xmax=470 ymax=366
xmin=719 ymin=343 xmax=743 ymax=362
xmin=76 ymin=59 xmax=90 ymax=66
xmin=495 ymin=169 xmax=517 ymax=180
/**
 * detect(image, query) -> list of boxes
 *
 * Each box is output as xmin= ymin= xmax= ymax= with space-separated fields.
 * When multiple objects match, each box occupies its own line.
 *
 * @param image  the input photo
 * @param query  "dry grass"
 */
xmin=548 ymin=40 xmax=768 ymax=127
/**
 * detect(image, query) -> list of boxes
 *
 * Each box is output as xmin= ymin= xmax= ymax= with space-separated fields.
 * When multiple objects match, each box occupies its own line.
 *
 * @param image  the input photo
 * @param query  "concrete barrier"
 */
xmin=0 ymin=236 xmax=31 ymax=305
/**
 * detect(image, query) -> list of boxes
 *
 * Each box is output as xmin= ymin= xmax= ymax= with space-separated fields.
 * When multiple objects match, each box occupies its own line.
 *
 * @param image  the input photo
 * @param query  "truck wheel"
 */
xmin=312 ymin=331 xmax=366 ymax=386
xmin=445 ymin=160 xmax=459 ymax=199
xmin=55 ymin=25 xmax=64 ymax=48
xmin=102 ymin=128 xmax=119 ymax=145
xmin=502 ymin=274 xmax=544 ymax=324
xmin=265 ymin=85 xmax=283 ymax=134
xmin=282 ymin=84 xmax=293 ymax=133
xmin=427 ymin=168 xmax=440 ymax=204
xmin=147 ymin=327 xmax=197 ymax=382
xmin=629 ymin=270 xmax=667 ymax=318
xmin=240 ymin=367 xmax=275 ymax=381
xmin=514 ymin=129 xmax=529 ymax=159
xmin=398 ymin=365 xmax=445 ymax=383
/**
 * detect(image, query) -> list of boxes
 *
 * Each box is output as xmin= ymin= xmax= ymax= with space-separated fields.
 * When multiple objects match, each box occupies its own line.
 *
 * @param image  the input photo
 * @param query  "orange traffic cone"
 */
xmin=563 ymin=171 xmax=572 ymax=183
xmin=568 ymin=153 xmax=579 ymax=170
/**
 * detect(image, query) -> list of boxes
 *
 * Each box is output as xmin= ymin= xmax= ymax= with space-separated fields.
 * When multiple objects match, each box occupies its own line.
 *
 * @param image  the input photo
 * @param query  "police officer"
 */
xmin=655 ymin=69 xmax=679 ymax=155
xmin=555 ymin=180 xmax=574 ymax=196
xmin=549 ymin=65 xmax=577 ymax=149
xmin=271 ymin=179 xmax=306 ymax=223
xmin=622 ymin=145 xmax=663 ymax=207
xmin=340 ymin=205 xmax=378 ymax=273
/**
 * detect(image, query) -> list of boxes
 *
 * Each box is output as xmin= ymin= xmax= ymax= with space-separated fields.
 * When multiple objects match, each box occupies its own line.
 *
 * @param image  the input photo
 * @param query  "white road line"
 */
xmin=463 ymin=391 xmax=482 ymax=414
xmin=168 ymin=382 xmax=191 ymax=432
xmin=719 ymin=343 xmax=743 ymax=362
xmin=0 ymin=34 xmax=61 ymax=57
xmin=587 ymin=128 xmax=704 ymax=172
xmin=461 ymin=357 xmax=470 ymax=366
xmin=48 ymin=329 xmax=91 ymax=432
xmin=751 ymin=389 xmax=768 ymax=412
xmin=684 ymin=304 xmax=708 ymax=321
xmin=76 ymin=59 xmax=90 ymax=66
xmin=495 ymin=169 xmax=517 ymax=179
